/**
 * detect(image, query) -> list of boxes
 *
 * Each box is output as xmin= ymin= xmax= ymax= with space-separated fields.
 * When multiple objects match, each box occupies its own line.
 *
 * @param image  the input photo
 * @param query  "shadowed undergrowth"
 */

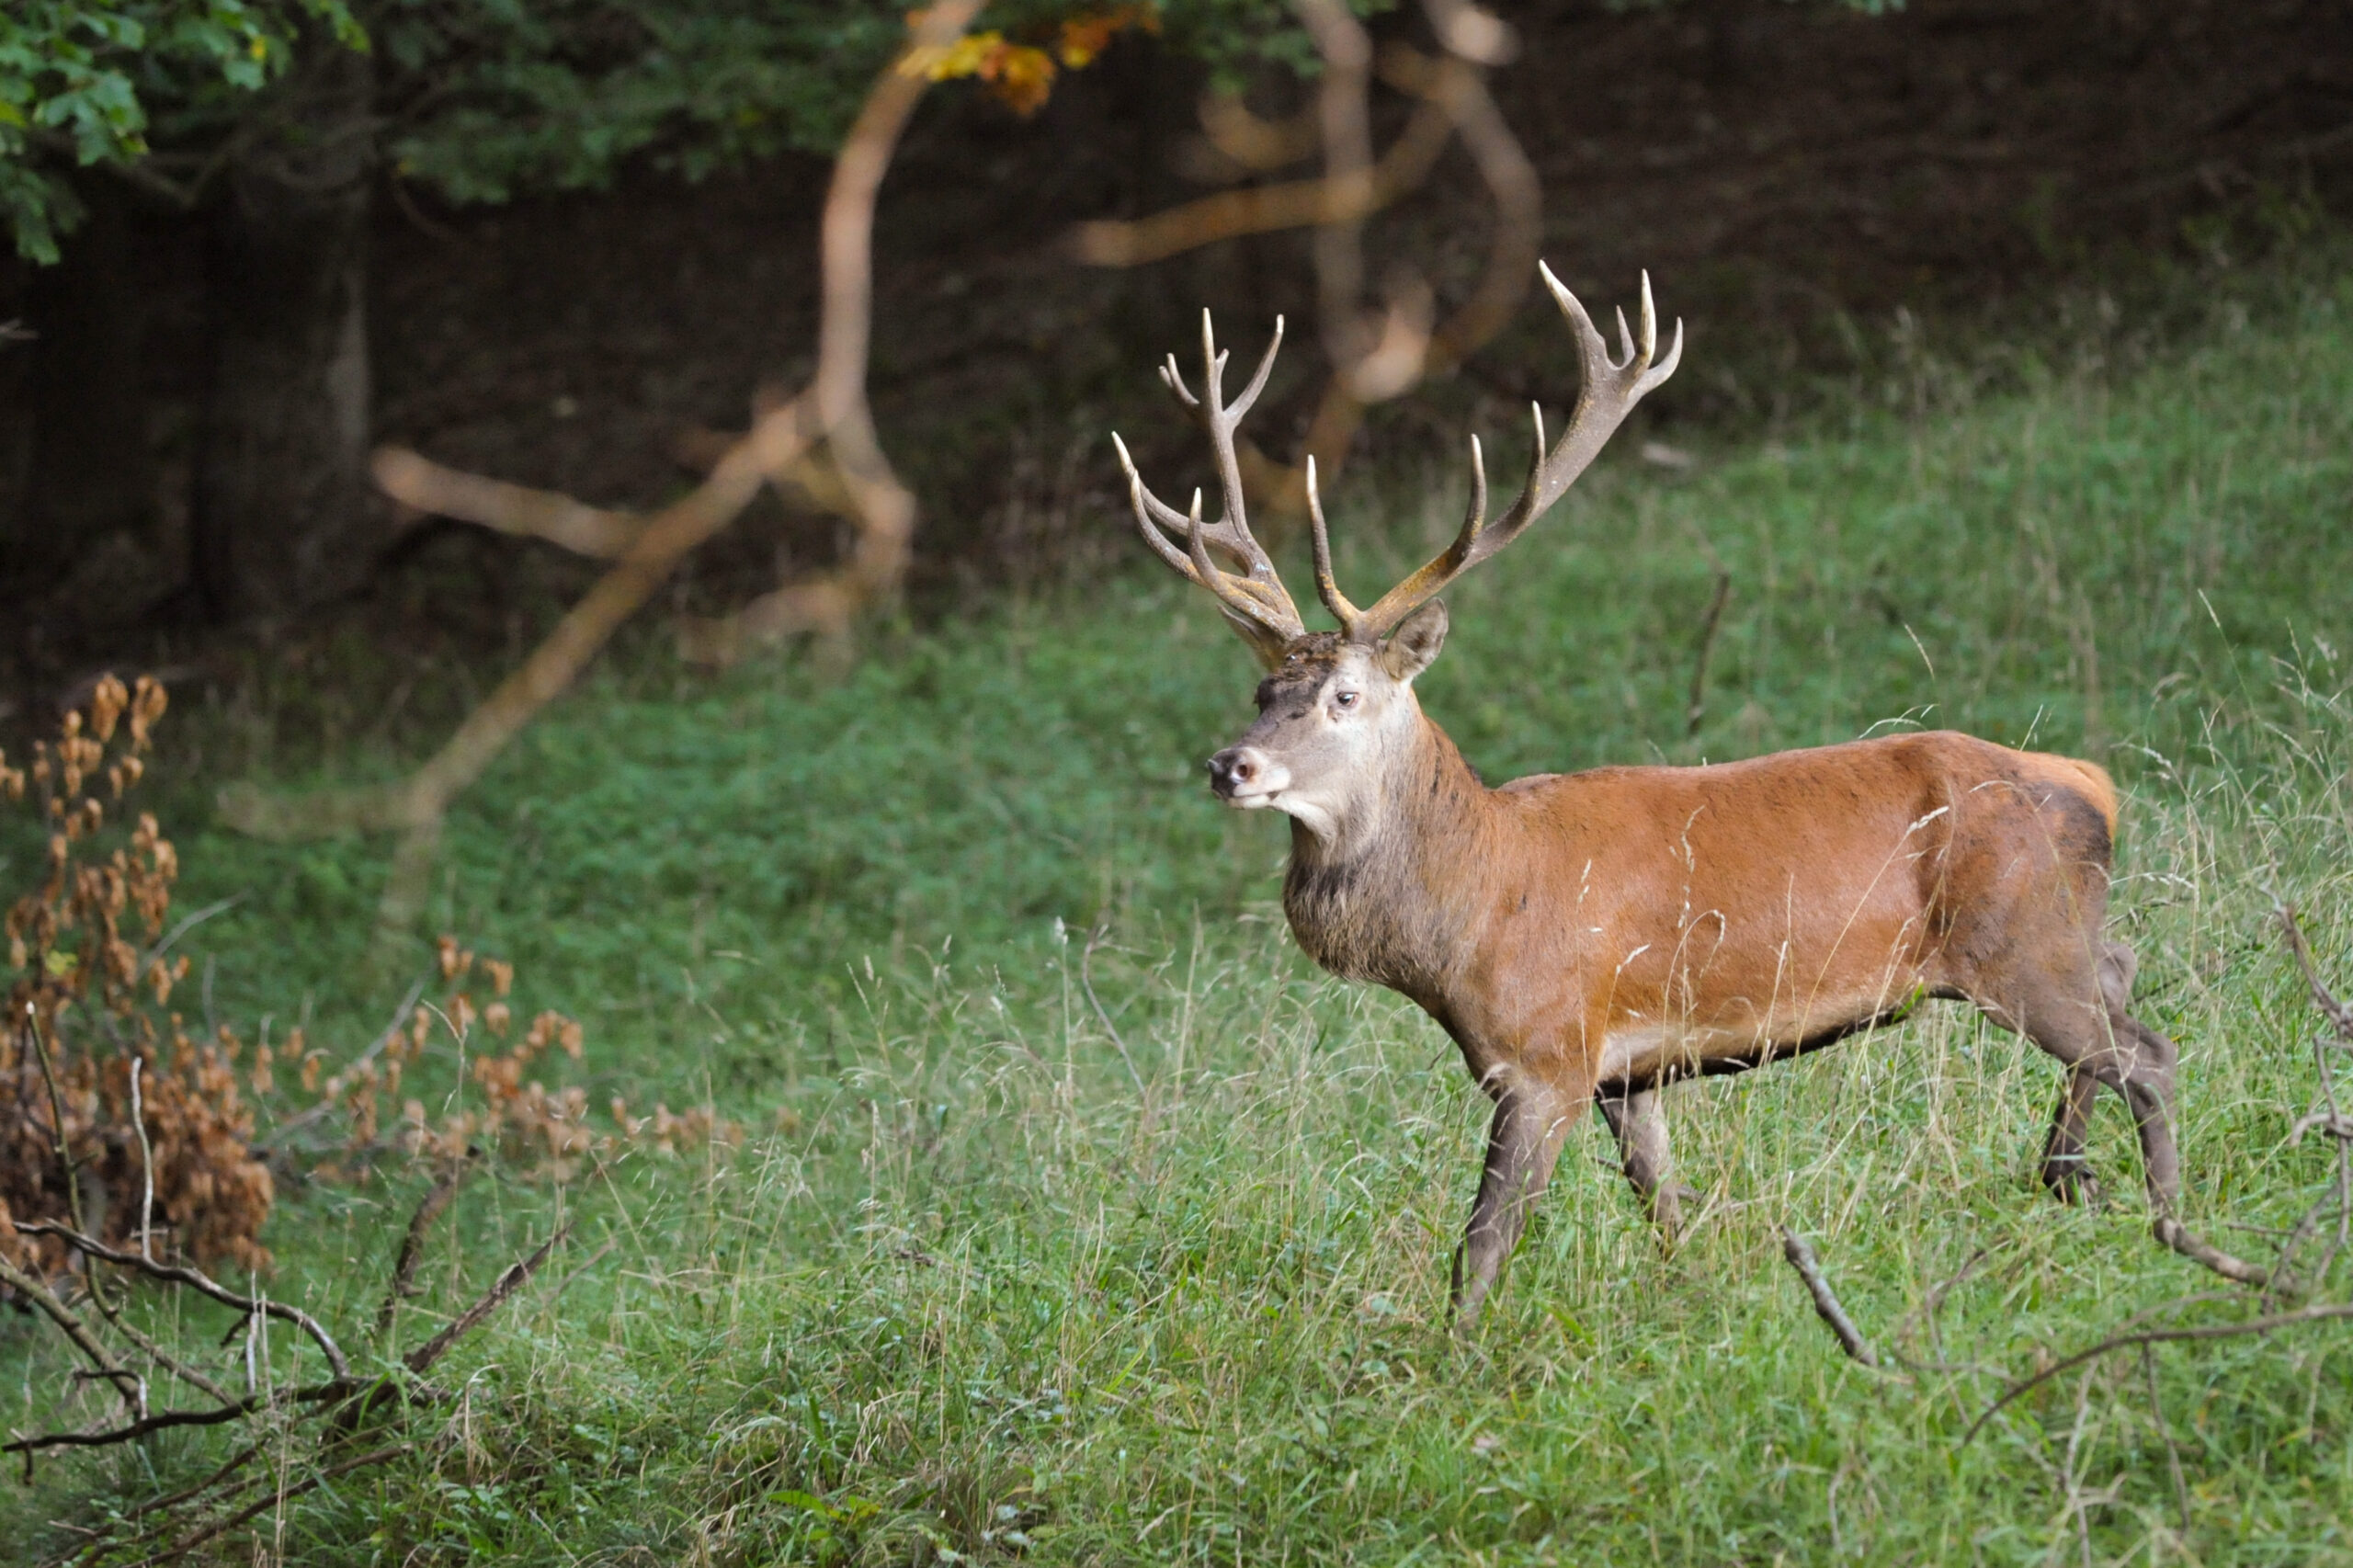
xmin=6 ymin=253 xmax=2353 ymax=1562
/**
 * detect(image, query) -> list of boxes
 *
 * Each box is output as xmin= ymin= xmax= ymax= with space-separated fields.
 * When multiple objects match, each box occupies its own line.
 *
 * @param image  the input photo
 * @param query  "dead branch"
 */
xmin=1963 ymin=1299 xmax=2353 ymax=1445
xmin=16 ymin=1221 xmax=349 ymax=1381
xmin=3 ymin=1383 xmax=343 ymax=1455
xmin=1079 ymin=2 xmax=1540 ymax=516
xmin=1070 ymin=99 xmax=1452 ymax=266
xmin=220 ymin=1 xmax=986 ymax=941
xmin=370 ymin=449 xmax=643 ymax=559
xmin=1196 ymin=93 xmax=1319 ymax=173
xmin=373 ymin=1147 xmax=484 ymax=1336
xmin=1779 ymin=1227 xmax=1881 ymax=1367
xmin=403 ymin=1222 xmax=572 ymax=1375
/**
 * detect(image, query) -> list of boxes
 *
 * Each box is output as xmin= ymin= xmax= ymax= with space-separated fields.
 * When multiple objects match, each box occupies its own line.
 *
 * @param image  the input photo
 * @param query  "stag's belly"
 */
xmin=1591 ymin=976 xmax=1942 ymax=1095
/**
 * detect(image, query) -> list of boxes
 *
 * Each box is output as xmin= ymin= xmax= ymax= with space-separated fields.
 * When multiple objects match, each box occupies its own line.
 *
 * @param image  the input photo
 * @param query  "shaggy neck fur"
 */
xmin=1281 ymin=711 xmax=1495 ymax=996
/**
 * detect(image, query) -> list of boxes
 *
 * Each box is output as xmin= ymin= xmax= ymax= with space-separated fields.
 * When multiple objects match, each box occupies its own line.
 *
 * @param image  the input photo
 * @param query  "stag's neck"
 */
xmin=1282 ymin=714 xmax=1496 ymax=994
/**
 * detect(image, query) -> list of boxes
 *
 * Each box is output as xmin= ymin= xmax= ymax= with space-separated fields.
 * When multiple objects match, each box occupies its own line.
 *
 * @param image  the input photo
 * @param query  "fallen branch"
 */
xmin=373 ymin=1148 xmax=485 ymax=1336
xmin=17 ymin=1221 xmax=350 ymax=1381
xmin=404 ymin=1222 xmax=573 ymax=1376
xmin=1963 ymin=1299 xmax=2353 ymax=1445
xmin=1780 ymin=1227 xmax=1880 ymax=1367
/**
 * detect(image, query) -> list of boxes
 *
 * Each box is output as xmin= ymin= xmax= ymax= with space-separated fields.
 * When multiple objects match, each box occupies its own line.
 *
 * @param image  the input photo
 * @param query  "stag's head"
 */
xmin=1110 ymin=264 xmax=1680 ymax=836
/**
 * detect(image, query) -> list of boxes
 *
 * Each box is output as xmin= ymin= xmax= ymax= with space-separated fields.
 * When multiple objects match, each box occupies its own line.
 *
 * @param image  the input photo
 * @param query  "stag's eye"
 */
xmin=1332 ymin=690 xmax=1360 ymax=711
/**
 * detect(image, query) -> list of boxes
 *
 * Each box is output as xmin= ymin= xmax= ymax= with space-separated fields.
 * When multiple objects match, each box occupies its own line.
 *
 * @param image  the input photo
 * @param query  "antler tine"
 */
xmin=1159 ymin=353 xmax=1199 ymax=410
xmin=1109 ymin=317 xmax=1309 ymax=665
xmin=1338 ymin=262 xmax=1679 ymax=642
xmin=1229 ymin=314 xmax=1286 ymax=422
xmin=1344 ymin=430 xmax=1491 ymax=639
xmin=1112 ymin=432 xmax=1209 ymax=583
xmin=1187 ymin=484 xmax=1295 ymax=636
xmin=1306 ymin=456 xmax=1364 ymax=635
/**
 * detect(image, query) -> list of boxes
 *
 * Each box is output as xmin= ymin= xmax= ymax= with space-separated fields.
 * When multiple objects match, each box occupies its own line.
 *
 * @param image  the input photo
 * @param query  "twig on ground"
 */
xmin=1780 ymin=1227 xmax=1880 ymax=1367
xmin=1963 ymin=1300 xmax=2353 ymax=1445
xmin=404 ymin=1222 xmax=574 ymax=1375
xmin=373 ymin=1147 xmax=485 ymax=1337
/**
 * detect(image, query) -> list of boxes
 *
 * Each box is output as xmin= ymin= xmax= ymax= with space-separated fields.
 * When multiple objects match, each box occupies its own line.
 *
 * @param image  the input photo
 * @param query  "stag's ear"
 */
xmin=1379 ymin=599 xmax=1449 ymax=683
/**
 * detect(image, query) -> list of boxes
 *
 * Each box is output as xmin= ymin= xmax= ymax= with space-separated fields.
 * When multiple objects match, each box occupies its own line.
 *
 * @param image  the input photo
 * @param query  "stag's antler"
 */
xmin=1120 ymin=266 xmax=1677 ymax=655
xmin=1112 ymin=312 xmax=1309 ymax=667
xmin=1315 ymin=264 xmax=1681 ymax=642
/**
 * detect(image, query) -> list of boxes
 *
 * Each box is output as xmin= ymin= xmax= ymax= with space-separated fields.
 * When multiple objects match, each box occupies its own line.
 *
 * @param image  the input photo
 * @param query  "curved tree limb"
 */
xmin=215 ymin=2 xmax=985 ymax=942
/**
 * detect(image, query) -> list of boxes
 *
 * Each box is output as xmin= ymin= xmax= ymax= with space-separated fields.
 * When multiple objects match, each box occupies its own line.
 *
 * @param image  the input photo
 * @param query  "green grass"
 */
xmin=7 ymin=248 xmax=2353 ymax=1563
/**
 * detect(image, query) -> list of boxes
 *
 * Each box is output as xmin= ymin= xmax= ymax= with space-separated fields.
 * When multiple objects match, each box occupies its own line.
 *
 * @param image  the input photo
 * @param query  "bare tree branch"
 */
xmin=373 ymin=1148 xmax=484 ymax=1337
xmin=16 ymin=1222 xmax=349 ymax=1381
xmin=1964 ymin=1300 xmax=2353 ymax=1446
xmin=403 ymin=1222 xmax=572 ymax=1375
xmin=217 ymin=1 xmax=988 ymax=939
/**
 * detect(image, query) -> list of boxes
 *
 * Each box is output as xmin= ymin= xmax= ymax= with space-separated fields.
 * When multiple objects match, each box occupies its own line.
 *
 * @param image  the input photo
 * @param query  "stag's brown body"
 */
xmin=1284 ymin=719 xmax=2118 ymax=1080
xmin=1110 ymin=266 xmax=2258 ymax=1328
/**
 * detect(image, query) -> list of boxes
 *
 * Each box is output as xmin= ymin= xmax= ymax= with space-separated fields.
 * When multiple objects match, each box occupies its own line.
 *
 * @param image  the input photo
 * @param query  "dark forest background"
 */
xmin=3 ymin=0 xmax=2349 ymax=704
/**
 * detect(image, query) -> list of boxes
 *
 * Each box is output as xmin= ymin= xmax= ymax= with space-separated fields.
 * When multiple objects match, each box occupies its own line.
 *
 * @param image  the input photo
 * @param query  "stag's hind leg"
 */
xmin=1597 ymin=1087 xmax=1701 ymax=1245
xmin=2005 ymin=941 xmax=2264 ymax=1285
xmin=2040 ymin=1063 xmax=2103 ymax=1205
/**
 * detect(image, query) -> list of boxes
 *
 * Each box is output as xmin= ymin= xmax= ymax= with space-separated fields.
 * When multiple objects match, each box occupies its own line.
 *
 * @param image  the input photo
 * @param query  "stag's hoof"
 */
xmin=1649 ymin=1182 xmax=1704 ymax=1249
xmin=2040 ymin=1157 xmax=2102 ymax=1208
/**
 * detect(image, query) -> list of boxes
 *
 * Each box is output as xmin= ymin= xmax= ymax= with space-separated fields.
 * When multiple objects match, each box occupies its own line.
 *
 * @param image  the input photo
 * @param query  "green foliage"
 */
xmin=0 ymin=0 xmax=361 ymax=260
xmin=2 ymin=0 xmax=1376 ymax=257
xmin=9 ymin=252 xmax=2353 ymax=1560
xmin=377 ymin=0 xmax=1372 ymax=205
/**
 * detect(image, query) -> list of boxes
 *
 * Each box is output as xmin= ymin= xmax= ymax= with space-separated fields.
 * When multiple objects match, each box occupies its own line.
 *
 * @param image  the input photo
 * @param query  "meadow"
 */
xmin=6 ymin=244 xmax=2353 ymax=1564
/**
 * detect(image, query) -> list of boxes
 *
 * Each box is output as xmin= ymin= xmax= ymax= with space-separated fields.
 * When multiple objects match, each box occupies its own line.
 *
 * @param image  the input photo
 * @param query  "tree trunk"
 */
xmin=12 ymin=180 xmax=158 ymax=597
xmin=192 ymin=44 xmax=377 ymax=620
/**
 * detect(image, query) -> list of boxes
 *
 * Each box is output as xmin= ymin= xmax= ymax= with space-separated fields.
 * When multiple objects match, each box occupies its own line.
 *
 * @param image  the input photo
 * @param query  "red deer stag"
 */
xmin=1109 ymin=264 xmax=2261 ymax=1329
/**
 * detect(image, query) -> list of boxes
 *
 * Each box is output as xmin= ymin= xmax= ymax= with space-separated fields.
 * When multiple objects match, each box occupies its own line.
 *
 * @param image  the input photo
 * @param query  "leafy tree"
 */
xmin=1 ymin=0 xmax=1359 ymax=618
xmin=1 ymin=0 xmax=362 ymax=263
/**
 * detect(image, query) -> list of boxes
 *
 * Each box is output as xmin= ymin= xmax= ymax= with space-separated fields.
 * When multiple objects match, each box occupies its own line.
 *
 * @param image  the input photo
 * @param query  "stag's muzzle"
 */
xmin=1208 ymin=745 xmax=1289 ymax=806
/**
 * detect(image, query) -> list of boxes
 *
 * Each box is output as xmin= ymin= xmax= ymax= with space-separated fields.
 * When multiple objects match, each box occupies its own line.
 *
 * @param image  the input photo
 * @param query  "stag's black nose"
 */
xmin=1207 ymin=747 xmax=1256 ymax=797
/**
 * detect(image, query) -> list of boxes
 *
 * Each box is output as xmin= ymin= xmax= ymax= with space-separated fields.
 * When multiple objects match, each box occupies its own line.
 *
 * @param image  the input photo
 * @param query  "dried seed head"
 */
xmin=89 ymin=675 xmax=126 ymax=743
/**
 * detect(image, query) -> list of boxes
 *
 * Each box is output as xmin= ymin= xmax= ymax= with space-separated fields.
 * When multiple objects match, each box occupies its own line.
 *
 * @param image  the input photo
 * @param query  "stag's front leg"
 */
xmin=1451 ymin=1077 xmax=1578 ymax=1331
